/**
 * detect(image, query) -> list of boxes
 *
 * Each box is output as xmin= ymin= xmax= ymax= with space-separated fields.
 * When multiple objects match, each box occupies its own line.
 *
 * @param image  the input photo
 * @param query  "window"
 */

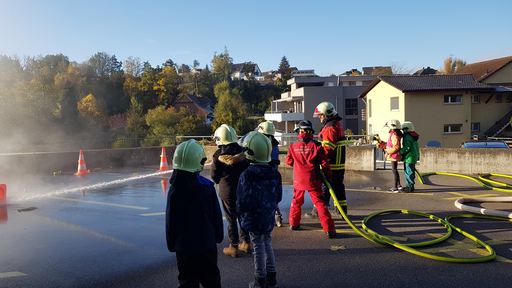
xmin=345 ymin=99 xmax=358 ymax=115
xmin=506 ymin=93 xmax=512 ymax=103
xmin=444 ymin=94 xmax=462 ymax=104
xmin=496 ymin=94 xmax=502 ymax=103
xmin=471 ymin=123 xmax=480 ymax=132
xmin=444 ymin=124 xmax=462 ymax=134
xmin=471 ymin=95 xmax=480 ymax=103
xmin=390 ymin=97 xmax=399 ymax=111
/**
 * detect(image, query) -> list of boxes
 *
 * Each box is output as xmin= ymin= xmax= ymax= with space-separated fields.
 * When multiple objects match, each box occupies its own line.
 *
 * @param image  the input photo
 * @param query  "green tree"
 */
xmin=125 ymin=97 xmax=148 ymax=138
xmin=212 ymin=81 xmax=254 ymax=134
xmin=279 ymin=56 xmax=290 ymax=69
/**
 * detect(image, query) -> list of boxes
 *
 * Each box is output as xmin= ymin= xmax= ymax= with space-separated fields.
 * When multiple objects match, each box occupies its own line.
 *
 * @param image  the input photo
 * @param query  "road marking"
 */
xmin=0 ymin=272 xmax=27 ymax=278
xmin=444 ymin=192 xmax=499 ymax=200
xmin=48 ymin=196 xmax=150 ymax=210
xmin=346 ymin=188 xmax=433 ymax=195
xmin=140 ymin=212 xmax=165 ymax=216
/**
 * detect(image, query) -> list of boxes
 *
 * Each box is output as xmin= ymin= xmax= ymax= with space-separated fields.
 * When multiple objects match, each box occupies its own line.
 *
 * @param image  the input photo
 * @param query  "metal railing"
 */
xmin=484 ymin=109 xmax=512 ymax=137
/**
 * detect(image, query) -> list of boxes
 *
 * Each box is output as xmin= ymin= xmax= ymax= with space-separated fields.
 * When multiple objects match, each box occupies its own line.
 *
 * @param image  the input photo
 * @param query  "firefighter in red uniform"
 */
xmin=308 ymin=101 xmax=347 ymax=216
xmin=286 ymin=120 xmax=336 ymax=238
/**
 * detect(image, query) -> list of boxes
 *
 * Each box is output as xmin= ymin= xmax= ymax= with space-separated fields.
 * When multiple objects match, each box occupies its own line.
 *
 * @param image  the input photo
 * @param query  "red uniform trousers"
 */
xmin=289 ymin=188 xmax=335 ymax=232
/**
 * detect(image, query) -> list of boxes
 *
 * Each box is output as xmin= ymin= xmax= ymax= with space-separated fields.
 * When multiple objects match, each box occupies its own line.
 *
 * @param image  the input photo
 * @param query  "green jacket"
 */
xmin=399 ymin=132 xmax=419 ymax=164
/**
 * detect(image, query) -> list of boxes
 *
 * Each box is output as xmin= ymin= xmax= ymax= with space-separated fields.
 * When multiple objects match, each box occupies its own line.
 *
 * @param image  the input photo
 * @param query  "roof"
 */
xmin=455 ymin=56 xmax=512 ymax=82
xmin=358 ymin=74 xmax=495 ymax=98
xmin=413 ymin=66 xmax=437 ymax=76
xmin=175 ymin=94 xmax=214 ymax=114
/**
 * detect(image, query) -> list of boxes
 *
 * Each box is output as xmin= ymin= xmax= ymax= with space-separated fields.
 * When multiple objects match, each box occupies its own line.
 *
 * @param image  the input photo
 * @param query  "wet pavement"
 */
xmin=1 ymin=165 xmax=512 ymax=287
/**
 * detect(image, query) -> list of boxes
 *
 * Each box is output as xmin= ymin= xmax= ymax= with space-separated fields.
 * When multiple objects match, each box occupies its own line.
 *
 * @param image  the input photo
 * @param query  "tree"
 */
xmin=125 ymin=97 xmax=148 ymax=138
xmin=193 ymin=60 xmax=200 ymax=69
xmin=211 ymin=47 xmax=233 ymax=84
xmin=279 ymin=56 xmax=290 ymax=69
xmin=154 ymin=66 xmax=182 ymax=106
xmin=241 ymin=62 xmax=256 ymax=80
xmin=372 ymin=67 xmax=393 ymax=75
xmin=77 ymin=93 xmax=108 ymax=128
xmin=440 ymin=55 xmax=467 ymax=74
xmin=124 ymin=56 xmax=143 ymax=77
xmin=212 ymin=81 xmax=254 ymax=134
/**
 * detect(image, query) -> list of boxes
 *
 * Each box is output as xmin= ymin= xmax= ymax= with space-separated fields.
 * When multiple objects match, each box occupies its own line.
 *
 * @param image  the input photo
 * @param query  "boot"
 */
xmin=223 ymin=244 xmax=239 ymax=258
xmin=266 ymin=271 xmax=278 ymax=288
xmin=249 ymin=275 xmax=266 ymax=288
xmin=239 ymin=241 xmax=253 ymax=254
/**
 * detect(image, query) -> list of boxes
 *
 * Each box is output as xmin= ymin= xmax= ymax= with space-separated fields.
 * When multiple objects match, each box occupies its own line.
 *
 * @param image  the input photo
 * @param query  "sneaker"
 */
xmin=238 ymin=241 xmax=253 ymax=254
xmin=290 ymin=225 xmax=300 ymax=230
xmin=397 ymin=185 xmax=403 ymax=191
xmin=401 ymin=186 xmax=410 ymax=193
xmin=275 ymin=214 xmax=283 ymax=227
xmin=387 ymin=187 xmax=400 ymax=193
xmin=326 ymin=231 xmax=337 ymax=238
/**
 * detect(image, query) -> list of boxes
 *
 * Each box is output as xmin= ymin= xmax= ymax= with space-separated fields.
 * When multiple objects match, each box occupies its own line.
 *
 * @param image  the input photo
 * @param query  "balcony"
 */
xmin=264 ymin=110 xmax=304 ymax=122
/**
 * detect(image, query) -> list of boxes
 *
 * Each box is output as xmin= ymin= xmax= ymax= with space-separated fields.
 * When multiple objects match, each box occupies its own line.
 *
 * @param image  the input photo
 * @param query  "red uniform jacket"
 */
xmin=286 ymin=133 xmax=332 ymax=191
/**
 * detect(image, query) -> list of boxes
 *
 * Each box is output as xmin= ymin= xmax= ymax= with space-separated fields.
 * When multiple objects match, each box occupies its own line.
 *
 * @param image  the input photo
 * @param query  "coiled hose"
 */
xmin=323 ymin=172 xmax=512 ymax=263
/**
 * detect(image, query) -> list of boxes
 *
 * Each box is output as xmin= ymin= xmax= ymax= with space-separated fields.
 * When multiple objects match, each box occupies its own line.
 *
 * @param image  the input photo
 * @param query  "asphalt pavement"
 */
xmin=1 ymin=165 xmax=512 ymax=288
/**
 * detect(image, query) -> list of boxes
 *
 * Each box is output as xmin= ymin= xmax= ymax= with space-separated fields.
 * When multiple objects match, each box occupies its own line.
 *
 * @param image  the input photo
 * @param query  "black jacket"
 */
xmin=210 ymin=143 xmax=250 ymax=202
xmin=165 ymin=170 xmax=223 ymax=253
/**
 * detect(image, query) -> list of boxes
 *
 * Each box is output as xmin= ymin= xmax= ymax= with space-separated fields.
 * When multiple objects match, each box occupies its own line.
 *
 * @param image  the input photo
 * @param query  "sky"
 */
xmin=1 ymin=0 xmax=512 ymax=76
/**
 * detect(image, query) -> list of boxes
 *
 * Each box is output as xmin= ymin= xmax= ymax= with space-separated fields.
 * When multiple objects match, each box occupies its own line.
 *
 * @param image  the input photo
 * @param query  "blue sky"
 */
xmin=1 ymin=0 xmax=511 ymax=76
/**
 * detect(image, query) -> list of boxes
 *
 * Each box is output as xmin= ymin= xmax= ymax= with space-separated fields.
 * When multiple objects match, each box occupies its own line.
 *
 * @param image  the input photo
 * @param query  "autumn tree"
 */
xmin=154 ymin=66 xmax=182 ymax=106
xmin=124 ymin=56 xmax=143 ymax=77
xmin=77 ymin=93 xmax=108 ymax=128
xmin=211 ymin=47 xmax=234 ymax=84
xmin=125 ymin=97 xmax=148 ymax=139
xmin=440 ymin=55 xmax=467 ymax=74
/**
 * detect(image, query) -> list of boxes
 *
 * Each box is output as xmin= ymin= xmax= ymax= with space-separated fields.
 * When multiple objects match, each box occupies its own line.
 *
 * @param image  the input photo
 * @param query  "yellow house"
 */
xmin=358 ymin=74 xmax=506 ymax=148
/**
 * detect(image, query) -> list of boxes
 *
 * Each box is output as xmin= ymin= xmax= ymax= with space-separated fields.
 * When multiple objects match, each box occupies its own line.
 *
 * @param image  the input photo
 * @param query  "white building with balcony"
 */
xmin=265 ymin=75 xmax=377 ymax=140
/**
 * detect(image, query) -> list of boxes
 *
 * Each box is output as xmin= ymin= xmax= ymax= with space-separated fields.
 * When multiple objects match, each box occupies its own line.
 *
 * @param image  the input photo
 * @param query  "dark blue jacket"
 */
xmin=166 ymin=170 xmax=223 ymax=253
xmin=236 ymin=163 xmax=282 ymax=234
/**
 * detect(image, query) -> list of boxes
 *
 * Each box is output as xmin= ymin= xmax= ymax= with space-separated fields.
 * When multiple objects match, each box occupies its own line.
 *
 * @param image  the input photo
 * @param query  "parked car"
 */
xmin=459 ymin=140 xmax=510 ymax=149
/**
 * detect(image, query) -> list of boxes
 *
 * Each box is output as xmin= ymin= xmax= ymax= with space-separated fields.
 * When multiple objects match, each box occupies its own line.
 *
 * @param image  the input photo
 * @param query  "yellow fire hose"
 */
xmin=321 ymin=172 xmax=512 ymax=263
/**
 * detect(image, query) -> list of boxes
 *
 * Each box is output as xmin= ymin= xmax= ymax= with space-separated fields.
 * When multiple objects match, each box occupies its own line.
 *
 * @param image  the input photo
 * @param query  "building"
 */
xmin=231 ymin=63 xmax=262 ymax=80
xmin=173 ymin=94 xmax=214 ymax=124
xmin=358 ymin=74 xmax=508 ymax=148
xmin=413 ymin=67 xmax=438 ymax=76
xmin=455 ymin=56 xmax=512 ymax=137
xmin=265 ymin=75 xmax=377 ymax=139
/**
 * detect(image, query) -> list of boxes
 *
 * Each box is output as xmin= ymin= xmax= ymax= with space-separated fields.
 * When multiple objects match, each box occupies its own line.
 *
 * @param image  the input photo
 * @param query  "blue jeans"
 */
xmin=404 ymin=162 xmax=416 ymax=189
xmin=249 ymin=231 xmax=276 ymax=277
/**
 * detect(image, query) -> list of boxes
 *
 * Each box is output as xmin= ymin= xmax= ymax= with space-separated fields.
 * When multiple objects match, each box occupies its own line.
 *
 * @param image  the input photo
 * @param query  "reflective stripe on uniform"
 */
xmin=322 ymin=140 xmax=336 ymax=150
xmin=338 ymin=200 xmax=347 ymax=207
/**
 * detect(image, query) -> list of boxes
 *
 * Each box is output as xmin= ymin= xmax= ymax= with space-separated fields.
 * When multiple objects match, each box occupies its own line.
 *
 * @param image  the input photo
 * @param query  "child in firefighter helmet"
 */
xmin=166 ymin=139 xmax=223 ymax=287
xmin=237 ymin=131 xmax=282 ymax=288
xmin=256 ymin=121 xmax=283 ymax=227
xmin=211 ymin=124 xmax=251 ymax=258
xmin=381 ymin=120 xmax=404 ymax=193
xmin=399 ymin=121 xmax=420 ymax=193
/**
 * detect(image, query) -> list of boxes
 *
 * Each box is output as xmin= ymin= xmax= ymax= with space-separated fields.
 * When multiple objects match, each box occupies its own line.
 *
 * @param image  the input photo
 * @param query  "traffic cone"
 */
xmin=156 ymin=147 xmax=169 ymax=172
xmin=74 ymin=150 xmax=90 ymax=176
xmin=0 ymin=184 xmax=6 ymax=203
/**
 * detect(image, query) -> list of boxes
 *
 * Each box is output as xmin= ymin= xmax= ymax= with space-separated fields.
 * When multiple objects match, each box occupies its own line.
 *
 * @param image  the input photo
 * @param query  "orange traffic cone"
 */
xmin=75 ymin=150 xmax=90 ymax=176
xmin=157 ymin=147 xmax=170 ymax=172
xmin=0 ymin=184 xmax=6 ymax=203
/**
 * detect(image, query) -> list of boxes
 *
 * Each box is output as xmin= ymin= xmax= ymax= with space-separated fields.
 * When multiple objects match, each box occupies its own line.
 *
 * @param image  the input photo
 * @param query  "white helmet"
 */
xmin=384 ymin=119 xmax=401 ymax=130
xmin=256 ymin=121 xmax=275 ymax=136
xmin=213 ymin=124 xmax=237 ymax=146
xmin=313 ymin=102 xmax=337 ymax=118
xmin=401 ymin=121 xmax=415 ymax=132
